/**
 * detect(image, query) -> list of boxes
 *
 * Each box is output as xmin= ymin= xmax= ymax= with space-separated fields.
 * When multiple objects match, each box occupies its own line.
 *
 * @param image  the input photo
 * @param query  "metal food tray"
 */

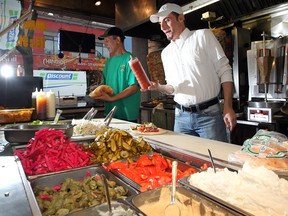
xmin=30 ymin=166 xmax=139 ymax=200
xmin=67 ymin=199 xmax=146 ymax=216
xmin=179 ymin=176 xmax=253 ymax=216
xmin=1 ymin=123 xmax=74 ymax=143
xmin=144 ymin=137 xmax=242 ymax=171
xmin=132 ymin=184 xmax=246 ymax=216
xmin=12 ymin=143 xmax=101 ymax=181
xmin=108 ymin=154 xmax=200 ymax=192
xmin=26 ymin=163 xmax=102 ymax=181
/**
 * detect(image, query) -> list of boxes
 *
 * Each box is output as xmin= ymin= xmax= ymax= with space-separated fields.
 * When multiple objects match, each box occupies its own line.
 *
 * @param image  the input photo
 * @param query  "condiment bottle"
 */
xmin=31 ymin=88 xmax=38 ymax=120
xmin=36 ymin=89 xmax=47 ymax=120
xmin=46 ymin=90 xmax=56 ymax=119
xmin=129 ymin=56 xmax=151 ymax=90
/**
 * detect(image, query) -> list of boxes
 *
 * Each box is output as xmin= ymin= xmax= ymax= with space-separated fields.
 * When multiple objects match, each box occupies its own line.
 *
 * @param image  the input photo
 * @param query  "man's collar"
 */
xmin=171 ymin=28 xmax=190 ymax=45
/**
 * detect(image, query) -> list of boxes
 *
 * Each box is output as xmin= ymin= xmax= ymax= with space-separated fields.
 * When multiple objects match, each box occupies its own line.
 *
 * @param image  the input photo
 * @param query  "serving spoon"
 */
xmin=208 ymin=149 xmax=216 ymax=173
xmin=164 ymin=161 xmax=181 ymax=216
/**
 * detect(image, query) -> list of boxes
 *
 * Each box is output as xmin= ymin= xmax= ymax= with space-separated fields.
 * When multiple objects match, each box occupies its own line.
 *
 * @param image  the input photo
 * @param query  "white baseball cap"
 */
xmin=150 ymin=3 xmax=183 ymax=23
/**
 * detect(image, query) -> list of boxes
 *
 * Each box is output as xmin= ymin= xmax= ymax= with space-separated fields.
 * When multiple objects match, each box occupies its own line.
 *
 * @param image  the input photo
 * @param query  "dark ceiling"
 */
xmin=32 ymin=0 xmax=116 ymax=25
xmin=123 ymin=0 xmax=288 ymax=40
xmin=32 ymin=0 xmax=288 ymax=40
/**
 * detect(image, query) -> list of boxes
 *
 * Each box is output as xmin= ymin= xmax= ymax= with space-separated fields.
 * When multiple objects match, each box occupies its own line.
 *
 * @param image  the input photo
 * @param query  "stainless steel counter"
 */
xmin=0 ymin=118 xmax=242 ymax=216
xmin=0 ymin=156 xmax=41 ymax=216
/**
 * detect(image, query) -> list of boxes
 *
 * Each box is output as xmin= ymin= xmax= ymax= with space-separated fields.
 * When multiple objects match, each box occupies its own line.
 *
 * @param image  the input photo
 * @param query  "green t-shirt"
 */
xmin=102 ymin=52 xmax=140 ymax=121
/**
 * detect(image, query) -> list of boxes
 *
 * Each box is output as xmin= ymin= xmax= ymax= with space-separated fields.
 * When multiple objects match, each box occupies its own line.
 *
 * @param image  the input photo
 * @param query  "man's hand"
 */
xmin=223 ymin=106 xmax=237 ymax=131
xmin=140 ymin=80 xmax=160 ymax=92
xmin=94 ymin=90 xmax=114 ymax=102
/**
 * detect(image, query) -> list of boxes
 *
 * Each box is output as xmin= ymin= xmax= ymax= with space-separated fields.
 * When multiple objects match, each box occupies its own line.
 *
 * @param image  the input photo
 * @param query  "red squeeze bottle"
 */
xmin=129 ymin=56 xmax=151 ymax=90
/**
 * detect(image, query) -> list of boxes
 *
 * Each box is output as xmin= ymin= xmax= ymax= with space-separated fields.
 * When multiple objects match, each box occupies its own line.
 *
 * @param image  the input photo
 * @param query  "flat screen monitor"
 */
xmin=33 ymin=70 xmax=87 ymax=97
xmin=0 ymin=77 xmax=43 ymax=108
xmin=58 ymin=30 xmax=95 ymax=54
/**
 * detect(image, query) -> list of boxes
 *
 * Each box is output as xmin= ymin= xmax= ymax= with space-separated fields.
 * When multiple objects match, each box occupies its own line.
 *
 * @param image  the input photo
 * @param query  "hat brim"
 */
xmin=98 ymin=34 xmax=126 ymax=40
xmin=150 ymin=10 xmax=172 ymax=23
xmin=98 ymin=34 xmax=107 ymax=40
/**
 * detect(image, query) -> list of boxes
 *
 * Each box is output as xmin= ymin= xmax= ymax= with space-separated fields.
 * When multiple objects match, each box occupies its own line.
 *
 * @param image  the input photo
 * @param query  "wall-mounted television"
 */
xmin=58 ymin=30 xmax=95 ymax=54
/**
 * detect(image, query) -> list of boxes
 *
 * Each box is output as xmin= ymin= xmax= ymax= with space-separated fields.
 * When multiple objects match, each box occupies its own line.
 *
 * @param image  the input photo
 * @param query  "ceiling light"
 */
xmin=95 ymin=1 xmax=101 ymax=6
xmin=182 ymin=0 xmax=220 ymax=15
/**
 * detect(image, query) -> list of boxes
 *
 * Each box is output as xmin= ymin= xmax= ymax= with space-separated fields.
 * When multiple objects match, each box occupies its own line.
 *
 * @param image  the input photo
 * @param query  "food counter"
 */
xmin=1 ymin=118 xmax=287 ymax=216
xmin=0 ymin=118 xmax=242 ymax=215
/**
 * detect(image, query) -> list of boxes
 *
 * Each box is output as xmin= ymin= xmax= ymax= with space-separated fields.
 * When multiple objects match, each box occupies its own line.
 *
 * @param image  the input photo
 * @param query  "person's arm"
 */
xmin=222 ymin=82 xmax=237 ymax=131
xmin=146 ymin=80 xmax=174 ymax=95
xmin=96 ymin=84 xmax=138 ymax=102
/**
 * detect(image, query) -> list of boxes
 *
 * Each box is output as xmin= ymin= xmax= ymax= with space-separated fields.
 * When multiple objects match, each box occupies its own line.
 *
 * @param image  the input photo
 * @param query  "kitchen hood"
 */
xmin=116 ymin=0 xmax=288 ymax=40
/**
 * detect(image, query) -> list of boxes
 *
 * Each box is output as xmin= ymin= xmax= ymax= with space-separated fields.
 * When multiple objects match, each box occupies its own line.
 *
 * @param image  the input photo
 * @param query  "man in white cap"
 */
xmin=148 ymin=3 xmax=236 ymax=142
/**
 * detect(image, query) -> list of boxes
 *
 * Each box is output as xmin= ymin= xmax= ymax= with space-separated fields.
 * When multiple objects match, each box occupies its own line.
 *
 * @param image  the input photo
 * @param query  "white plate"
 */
xmin=129 ymin=127 xmax=167 ymax=135
xmin=70 ymin=134 xmax=96 ymax=141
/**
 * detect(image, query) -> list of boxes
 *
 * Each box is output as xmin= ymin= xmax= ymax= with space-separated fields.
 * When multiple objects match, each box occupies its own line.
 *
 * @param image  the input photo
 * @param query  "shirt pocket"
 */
xmin=181 ymin=47 xmax=201 ymax=66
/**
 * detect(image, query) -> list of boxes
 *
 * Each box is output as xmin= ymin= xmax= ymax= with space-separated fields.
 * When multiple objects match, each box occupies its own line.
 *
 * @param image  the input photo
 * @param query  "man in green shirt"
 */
xmin=94 ymin=27 xmax=140 ymax=122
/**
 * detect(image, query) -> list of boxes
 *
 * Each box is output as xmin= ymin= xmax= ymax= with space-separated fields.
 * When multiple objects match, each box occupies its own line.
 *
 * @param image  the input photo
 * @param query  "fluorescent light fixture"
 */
xmin=182 ymin=0 xmax=220 ymax=15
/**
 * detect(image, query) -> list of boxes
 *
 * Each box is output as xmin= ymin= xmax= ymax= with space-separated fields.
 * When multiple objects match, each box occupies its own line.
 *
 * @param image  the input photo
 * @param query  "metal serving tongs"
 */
xmin=101 ymin=174 xmax=112 ymax=215
xmin=104 ymin=106 xmax=117 ymax=127
xmin=83 ymin=107 xmax=98 ymax=121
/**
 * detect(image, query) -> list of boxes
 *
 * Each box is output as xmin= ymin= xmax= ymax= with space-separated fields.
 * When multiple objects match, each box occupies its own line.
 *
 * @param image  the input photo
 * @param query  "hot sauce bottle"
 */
xmin=129 ymin=56 xmax=151 ymax=90
xmin=36 ymin=90 xmax=47 ymax=120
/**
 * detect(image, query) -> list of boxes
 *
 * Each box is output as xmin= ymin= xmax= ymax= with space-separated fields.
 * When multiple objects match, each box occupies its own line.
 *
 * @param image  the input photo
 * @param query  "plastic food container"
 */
xmin=1 ymin=123 xmax=74 ymax=143
xmin=0 ymin=108 xmax=34 ymax=124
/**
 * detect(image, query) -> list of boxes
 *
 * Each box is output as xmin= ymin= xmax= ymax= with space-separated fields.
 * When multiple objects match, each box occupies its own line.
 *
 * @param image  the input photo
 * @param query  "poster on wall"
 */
xmin=33 ymin=70 xmax=87 ymax=97
xmin=0 ymin=0 xmax=21 ymax=50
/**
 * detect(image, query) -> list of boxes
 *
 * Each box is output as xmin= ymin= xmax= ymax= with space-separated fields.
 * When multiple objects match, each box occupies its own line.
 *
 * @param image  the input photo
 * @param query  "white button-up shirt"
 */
xmin=161 ymin=28 xmax=233 ymax=107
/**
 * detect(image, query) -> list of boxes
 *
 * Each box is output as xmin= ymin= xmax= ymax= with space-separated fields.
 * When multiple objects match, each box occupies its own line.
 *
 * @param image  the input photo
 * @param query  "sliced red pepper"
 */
xmin=53 ymin=185 xmax=62 ymax=191
xmin=39 ymin=194 xmax=52 ymax=200
xmin=14 ymin=128 xmax=93 ymax=175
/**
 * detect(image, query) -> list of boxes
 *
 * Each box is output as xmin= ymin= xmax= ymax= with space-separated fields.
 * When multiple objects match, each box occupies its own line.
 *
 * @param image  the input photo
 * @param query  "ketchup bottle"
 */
xmin=129 ymin=56 xmax=151 ymax=90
